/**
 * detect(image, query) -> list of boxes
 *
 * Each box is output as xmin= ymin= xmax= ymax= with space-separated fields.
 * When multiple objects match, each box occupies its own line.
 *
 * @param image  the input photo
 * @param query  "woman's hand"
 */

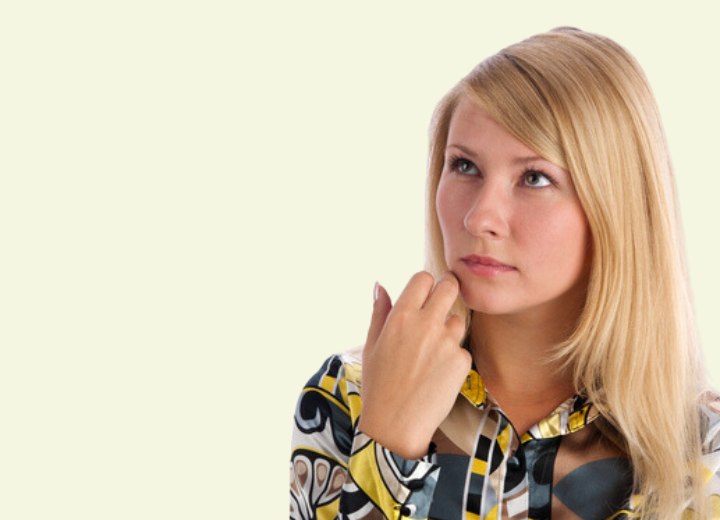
xmin=358 ymin=271 xmax=472 ymax=460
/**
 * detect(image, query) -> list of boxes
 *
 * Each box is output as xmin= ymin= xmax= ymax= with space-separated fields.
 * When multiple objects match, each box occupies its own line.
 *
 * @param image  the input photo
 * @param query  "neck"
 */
xmin=468 ymin=306 xmax=580 ymax=433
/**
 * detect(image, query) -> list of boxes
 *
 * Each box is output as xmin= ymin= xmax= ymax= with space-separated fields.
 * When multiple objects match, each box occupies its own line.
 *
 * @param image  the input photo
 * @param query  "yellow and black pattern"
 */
xmin=290 ymin=352 xmax=720 ymax=519
xmin=290 ymin=352 xmax=439 ymax=519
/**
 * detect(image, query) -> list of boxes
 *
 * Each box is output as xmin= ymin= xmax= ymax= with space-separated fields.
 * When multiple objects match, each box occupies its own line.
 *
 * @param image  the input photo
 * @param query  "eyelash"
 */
xmin=447 ymin=155 xmax=556 ymax=187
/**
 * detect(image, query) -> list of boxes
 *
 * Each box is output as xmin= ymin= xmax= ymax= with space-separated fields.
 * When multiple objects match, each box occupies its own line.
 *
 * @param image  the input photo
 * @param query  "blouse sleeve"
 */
xmin=290 ymin=354 xmax=440 ymax=520
xmin=698 ymin=397 xmax=720 ymax=515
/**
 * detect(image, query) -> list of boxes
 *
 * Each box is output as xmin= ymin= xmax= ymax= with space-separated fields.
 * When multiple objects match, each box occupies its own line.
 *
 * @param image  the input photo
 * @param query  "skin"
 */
xmin=437 ymin=97 xmax=591 ymax=327
xmin=359 ymin=96 xmax=592 ymax=458
xmin=359 ymin=273 xmax=471 ymax=459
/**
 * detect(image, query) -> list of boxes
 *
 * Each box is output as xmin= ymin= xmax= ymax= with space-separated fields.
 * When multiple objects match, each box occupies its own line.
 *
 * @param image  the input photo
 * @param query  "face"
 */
xmin=435 ymin=96 xmax=591 ymax=321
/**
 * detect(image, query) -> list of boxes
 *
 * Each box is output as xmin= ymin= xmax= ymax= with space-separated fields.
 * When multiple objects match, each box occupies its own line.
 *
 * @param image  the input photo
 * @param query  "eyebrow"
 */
xmin=446 ymin=143 xmax=545 ymax=165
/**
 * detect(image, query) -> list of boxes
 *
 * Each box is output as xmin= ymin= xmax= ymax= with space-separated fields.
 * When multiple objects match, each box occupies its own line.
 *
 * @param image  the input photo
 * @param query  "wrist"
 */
xmin=358 ymin=416 xmax=433 ymax=460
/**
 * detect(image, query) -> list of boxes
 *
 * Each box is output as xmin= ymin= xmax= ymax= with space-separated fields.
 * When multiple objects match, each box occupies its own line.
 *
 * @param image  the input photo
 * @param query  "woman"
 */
xmin=290 ymin=27 xmax=720 ymax=519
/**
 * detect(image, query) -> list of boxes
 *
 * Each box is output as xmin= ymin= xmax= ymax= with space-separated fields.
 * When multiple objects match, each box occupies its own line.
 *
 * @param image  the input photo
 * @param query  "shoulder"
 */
xmin=700 ymin=391 xmax=720 ymax=455
xmin=697 ymin=391 xmax=720 ymax=501
xmin=296 ymin=347 xmax=365 ymax=424
xmin=290 ymin=350 xmax=366 ymax=506
xmin=303 ymin=347 xmax=364 ymax=393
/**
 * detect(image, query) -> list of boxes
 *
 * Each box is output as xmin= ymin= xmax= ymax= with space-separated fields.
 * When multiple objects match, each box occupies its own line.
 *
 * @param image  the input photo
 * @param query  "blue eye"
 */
xmin=451 ymin=157 xmax=479 ymax=176
xmin=523 ymin=170 xmax=552 ymax=187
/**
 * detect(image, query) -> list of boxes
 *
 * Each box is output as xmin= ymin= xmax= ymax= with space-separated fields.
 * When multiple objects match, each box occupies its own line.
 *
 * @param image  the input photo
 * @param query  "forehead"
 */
xmin=446 ymin=96 xmax=539 ymax=158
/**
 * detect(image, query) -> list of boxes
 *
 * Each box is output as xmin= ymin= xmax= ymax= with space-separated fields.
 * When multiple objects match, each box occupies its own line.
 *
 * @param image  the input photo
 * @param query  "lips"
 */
xmin=461 ymin=255 xmax=517 ymax=276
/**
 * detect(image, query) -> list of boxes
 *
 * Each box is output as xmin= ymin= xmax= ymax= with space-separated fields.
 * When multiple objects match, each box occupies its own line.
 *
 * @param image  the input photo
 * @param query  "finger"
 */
xmin=445 ymin=313 xmax=467 ymax=342
xmin=423 ymin=272 xmax=460 ymax=317
xmin=365 ymin=282 xmax=392 ymax=353
xmin=392 ymin=271 xmax=435 ymax=311
xmin=454 ymin=347 xmax=473 ymax=375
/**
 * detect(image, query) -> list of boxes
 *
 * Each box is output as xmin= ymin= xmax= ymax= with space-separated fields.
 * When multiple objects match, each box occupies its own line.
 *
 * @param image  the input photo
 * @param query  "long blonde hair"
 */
xmin=425 ymin=27 xmax=708 ymax=517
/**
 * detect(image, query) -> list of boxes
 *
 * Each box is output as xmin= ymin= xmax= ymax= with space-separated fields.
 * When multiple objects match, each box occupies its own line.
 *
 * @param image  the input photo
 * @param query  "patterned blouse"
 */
xmin=290 ymin=350 xmax=720 ymax=519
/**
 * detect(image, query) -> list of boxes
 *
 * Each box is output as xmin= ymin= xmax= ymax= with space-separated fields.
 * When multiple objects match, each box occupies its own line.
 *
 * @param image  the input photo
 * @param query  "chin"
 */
xmin=458 ymin=287 xmax=517 ymax=316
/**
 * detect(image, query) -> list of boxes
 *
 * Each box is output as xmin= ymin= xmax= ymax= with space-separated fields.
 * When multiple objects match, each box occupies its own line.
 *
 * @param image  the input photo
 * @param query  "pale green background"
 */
xmin=2 ymin=1 xmax=719 ymax=518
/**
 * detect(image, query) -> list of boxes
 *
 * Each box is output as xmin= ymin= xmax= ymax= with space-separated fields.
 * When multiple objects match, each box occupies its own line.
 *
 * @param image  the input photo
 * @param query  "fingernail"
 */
xmin=373 ymin=282 xmax=380 ymax=302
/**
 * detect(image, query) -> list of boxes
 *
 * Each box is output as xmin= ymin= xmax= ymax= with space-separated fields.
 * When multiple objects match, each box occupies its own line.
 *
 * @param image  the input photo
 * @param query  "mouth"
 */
xmin=460 ymin=255 xmax=517 ymax=276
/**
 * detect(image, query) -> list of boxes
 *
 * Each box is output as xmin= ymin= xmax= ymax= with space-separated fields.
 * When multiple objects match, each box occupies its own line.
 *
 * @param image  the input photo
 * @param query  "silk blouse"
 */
xmin=289 ymin=350 xmax=720 ymax=519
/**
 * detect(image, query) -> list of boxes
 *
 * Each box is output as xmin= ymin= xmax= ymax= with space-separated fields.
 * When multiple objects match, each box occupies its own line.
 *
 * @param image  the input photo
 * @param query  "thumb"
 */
xmin=365 ymin=282 xmax=392 ymax=352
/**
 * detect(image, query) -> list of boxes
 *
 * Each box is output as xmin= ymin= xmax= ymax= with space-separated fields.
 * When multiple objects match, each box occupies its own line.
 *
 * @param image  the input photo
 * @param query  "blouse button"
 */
xmin=407 ymin=478 xmax=424 ymax=490
xmin=507 ymin=455 xmax=522 ymax=471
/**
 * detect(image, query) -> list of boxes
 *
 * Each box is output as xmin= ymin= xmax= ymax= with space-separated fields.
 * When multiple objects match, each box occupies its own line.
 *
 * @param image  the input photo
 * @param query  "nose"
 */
xmin=463 ymin=179 xmax=511 ymax=238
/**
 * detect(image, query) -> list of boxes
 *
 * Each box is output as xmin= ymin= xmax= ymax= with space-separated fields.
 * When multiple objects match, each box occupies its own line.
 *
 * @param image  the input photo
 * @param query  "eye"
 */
xmin=523 ymin=169 xmax=552 ymax=187
xmin=450 ymin=157 xmax=479 ymax=176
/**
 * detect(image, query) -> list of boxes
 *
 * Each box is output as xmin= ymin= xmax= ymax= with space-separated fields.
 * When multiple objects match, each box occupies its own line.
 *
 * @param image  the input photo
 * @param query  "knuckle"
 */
xmin=388 ymin=307 xmax=411 ymax=327
xmin=455 ymin=348 xmax=472 ymax=369
xmin=460 ymin=351 xmax=472 ymax=370
xmin=446 ymin=314 xmax=466 ymax=336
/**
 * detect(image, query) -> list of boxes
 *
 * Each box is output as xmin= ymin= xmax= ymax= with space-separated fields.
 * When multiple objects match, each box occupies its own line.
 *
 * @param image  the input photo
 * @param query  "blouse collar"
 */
xmin=459 ymin=365 xmax=599 ymax=442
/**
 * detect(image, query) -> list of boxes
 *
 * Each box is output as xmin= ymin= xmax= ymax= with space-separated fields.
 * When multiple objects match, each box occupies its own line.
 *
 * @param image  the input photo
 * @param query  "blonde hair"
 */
xmin=425 ymin=27 xmax=708 ymax=517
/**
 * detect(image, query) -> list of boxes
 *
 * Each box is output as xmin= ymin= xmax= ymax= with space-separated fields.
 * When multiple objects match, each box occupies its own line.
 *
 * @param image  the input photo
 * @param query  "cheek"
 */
xmin=435 ymin=178 xmax=464 ymax=233
xmin=434 ymin=180 xmax=462 ymax=265
xmin=521 ymin=204 xmax=590 ymax=270
xmin=435 ymin=180 xmax=452 ymax=233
